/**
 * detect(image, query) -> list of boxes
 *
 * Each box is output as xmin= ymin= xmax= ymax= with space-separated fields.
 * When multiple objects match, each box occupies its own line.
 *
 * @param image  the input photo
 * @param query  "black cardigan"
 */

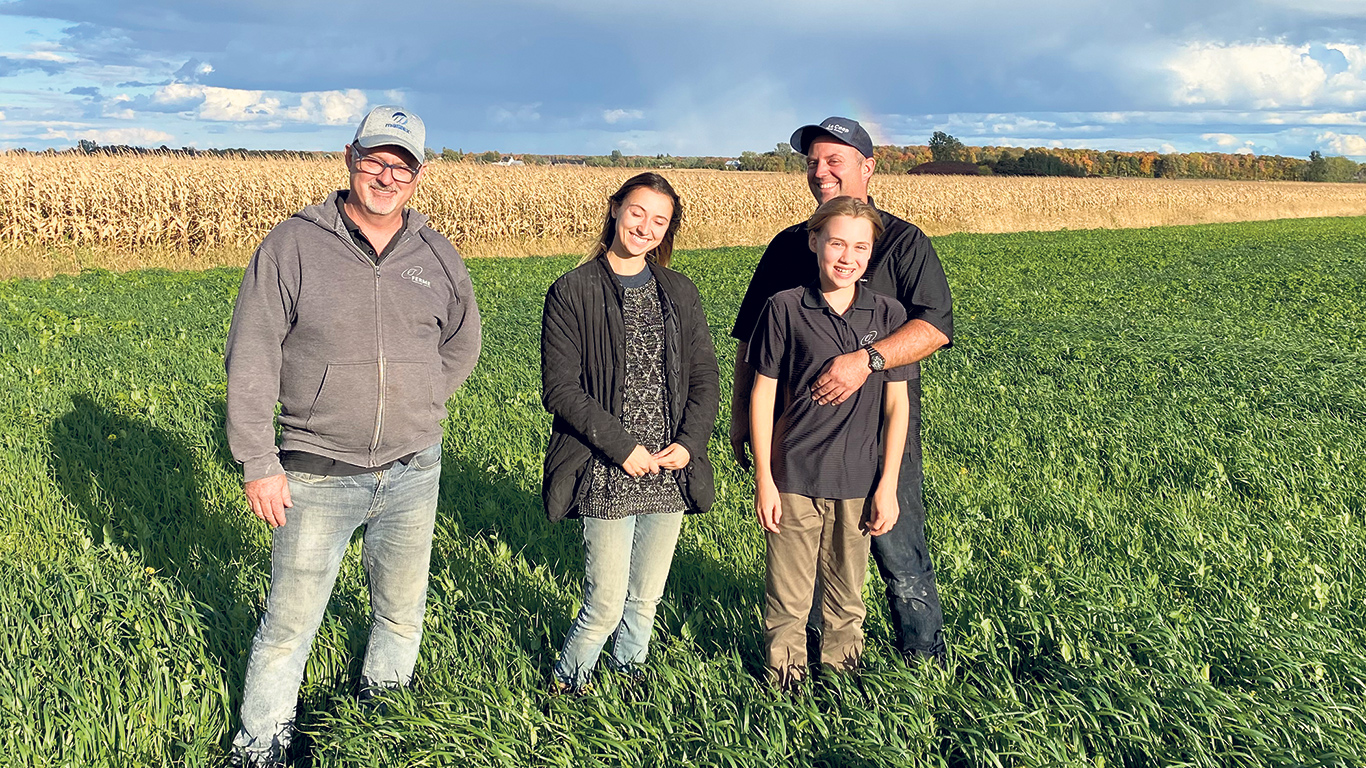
xmin=540 ymin=258 xmax=720 ymax=522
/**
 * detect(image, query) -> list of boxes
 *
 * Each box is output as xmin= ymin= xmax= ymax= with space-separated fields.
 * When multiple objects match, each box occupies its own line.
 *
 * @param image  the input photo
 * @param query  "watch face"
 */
xmin=867 ymin=346 xmax=885 ymax=371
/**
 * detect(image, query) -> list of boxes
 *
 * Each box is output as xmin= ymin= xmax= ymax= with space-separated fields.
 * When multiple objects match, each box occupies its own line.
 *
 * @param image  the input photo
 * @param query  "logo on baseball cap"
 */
xmin=790 ymin=116 xmax=874 ymax=159
xmin=353 ymin=105 xmax=426 ymax=166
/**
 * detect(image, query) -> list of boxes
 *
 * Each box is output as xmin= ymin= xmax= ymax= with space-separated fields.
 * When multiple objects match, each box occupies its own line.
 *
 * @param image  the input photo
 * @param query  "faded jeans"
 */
xmin=554 ymin=511 xmax=684 ymax=688
xmin=232 ymin=442 xmax=441 ymax=756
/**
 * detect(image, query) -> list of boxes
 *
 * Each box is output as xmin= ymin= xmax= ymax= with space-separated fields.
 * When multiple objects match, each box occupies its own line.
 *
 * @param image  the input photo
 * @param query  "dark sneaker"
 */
xmin=229 ymin=744 xmax=288 ymax=768
xmin=549 ymin=676 xmax=592 ymax=697
xmin=614 ymin=663 xmax=649 ymax=684
xmin=902 ymin=648 xmax=947 ymax=669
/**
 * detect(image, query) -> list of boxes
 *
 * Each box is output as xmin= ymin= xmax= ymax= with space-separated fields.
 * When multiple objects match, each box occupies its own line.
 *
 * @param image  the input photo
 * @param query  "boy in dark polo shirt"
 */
xmin=747 ymin=196 xmax=911 ymax=686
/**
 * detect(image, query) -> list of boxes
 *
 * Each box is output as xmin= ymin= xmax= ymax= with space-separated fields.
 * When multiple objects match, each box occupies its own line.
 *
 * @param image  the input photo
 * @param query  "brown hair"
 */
xmin=806 ymin=196 xmax=884 ymax=242
xmin=580 ymin=172 xmax=684 ymax=268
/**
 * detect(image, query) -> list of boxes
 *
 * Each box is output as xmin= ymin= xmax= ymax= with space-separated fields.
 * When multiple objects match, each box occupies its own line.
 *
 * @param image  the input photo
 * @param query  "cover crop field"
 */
xmin=0 ymin=217 xmax=1363 ymax=767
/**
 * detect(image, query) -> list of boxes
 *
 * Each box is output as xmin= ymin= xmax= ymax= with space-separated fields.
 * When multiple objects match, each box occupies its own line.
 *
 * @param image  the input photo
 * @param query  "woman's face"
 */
xmin=809 ymin=214 xmax=875 ymax=291
xmin=610 ymin=187 xmax=674 ymax=259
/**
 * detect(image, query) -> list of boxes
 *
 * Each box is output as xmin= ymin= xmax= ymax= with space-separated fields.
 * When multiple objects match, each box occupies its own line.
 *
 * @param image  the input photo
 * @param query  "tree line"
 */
xmin=869 ymin=132 xmax=1360 ymax=182
xmin=13 ymin=136 xmax=1361 ymax=183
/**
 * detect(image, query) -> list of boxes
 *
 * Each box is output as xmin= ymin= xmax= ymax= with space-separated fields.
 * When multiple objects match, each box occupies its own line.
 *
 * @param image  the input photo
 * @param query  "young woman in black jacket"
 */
xmin=540 ymin=173 xmax=719 ymax=692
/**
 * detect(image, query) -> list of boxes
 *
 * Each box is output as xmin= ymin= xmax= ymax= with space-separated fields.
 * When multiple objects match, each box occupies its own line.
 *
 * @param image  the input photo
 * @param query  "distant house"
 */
xmin=724 ymin=159 xmax=742 ymax=169
xmin=495 ymin=156 xmax=524 ymax=166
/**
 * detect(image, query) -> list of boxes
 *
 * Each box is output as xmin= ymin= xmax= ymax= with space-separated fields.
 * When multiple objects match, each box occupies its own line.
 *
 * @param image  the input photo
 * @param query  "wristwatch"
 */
xmin=863 ymin=343 xmax=886 ymax=372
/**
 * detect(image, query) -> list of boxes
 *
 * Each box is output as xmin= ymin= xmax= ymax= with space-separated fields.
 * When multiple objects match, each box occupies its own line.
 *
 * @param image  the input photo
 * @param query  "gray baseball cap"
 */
xmin=353 ymin=105 xmax=425 ymax=165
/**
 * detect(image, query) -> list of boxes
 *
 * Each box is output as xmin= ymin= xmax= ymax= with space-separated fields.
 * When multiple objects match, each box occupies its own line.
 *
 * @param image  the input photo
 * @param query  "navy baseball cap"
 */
xmin=790 ymin=117 xmax=874 ymax=159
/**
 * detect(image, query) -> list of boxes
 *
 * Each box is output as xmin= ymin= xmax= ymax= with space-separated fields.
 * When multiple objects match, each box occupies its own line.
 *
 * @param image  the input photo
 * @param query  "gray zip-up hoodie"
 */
xmin=225 ymin=191 xmax=482 ymax=482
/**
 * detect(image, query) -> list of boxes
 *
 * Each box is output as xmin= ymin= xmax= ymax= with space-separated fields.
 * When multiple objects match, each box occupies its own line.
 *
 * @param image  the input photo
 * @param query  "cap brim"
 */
xmin=791 ymin=125 xmax=861 ymax=156
xmin=354 ymin=135 xmax=422 ymax=165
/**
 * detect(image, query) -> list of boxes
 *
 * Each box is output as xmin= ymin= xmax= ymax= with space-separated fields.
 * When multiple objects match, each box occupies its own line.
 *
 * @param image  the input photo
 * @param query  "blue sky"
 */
xmin=1 ymin=0 xmax=1364 ymax=158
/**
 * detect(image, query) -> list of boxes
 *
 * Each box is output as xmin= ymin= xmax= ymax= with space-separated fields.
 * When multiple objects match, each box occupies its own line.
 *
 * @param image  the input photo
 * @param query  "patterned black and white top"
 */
xmin=580 ymin=266 xmax=687 ymax=519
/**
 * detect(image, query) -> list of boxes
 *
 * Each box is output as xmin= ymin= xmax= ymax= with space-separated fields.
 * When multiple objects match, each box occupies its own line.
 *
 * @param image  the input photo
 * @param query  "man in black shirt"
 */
xmin=731 ymin=116 xmax=954 ymax=664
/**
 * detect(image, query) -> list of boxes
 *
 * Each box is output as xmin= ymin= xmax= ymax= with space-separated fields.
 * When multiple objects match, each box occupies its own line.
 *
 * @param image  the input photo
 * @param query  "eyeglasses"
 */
xmin=350 ymin=148 xmax=420 ymax=184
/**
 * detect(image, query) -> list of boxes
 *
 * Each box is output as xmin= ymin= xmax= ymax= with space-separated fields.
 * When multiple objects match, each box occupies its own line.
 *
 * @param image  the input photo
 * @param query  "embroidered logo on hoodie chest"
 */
xmin=402 ymin=266 xmax=432 ymax=288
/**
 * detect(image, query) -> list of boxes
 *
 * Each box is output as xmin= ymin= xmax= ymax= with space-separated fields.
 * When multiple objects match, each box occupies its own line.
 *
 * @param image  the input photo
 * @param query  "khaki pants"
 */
xmin=764 ymin=493 xmax=871 ymax=685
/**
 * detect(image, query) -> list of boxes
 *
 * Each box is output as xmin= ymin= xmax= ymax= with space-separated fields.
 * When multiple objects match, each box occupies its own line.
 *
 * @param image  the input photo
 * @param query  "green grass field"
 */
xmin=1 ymin=217 xmax=1363 ymax=767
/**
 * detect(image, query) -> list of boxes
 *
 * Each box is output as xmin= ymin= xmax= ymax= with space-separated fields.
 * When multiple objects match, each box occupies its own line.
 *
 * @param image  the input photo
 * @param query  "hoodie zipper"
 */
xmin=325 ymin=211 xmax=413 ymax=460
xmin=368 ymin=231 xmax=415 ymax=458
xmin=370 ymin=263 xmax=384 ymax=455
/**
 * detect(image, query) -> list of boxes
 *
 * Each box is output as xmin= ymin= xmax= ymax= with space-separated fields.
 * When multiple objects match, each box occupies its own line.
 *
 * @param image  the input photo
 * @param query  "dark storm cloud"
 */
xmin=3 ymin=0 xmax=1363 ymax=154
xmin=5 ymin=0 xmax=1362 ymax=121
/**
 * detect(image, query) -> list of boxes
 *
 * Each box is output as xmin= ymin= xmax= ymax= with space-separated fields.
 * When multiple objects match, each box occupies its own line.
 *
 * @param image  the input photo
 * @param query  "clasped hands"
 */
xmin=621 ymin=442 xmax=691 ymax=478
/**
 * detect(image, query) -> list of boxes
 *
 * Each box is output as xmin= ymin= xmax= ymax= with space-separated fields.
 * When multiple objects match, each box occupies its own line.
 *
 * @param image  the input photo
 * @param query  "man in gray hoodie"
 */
xmin=224 ymin=105 xmax=481 ymax=767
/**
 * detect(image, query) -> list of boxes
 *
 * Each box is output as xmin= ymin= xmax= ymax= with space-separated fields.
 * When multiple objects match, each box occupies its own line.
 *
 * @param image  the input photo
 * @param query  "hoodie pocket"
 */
xmin=380 ymin=360 xmax=438 ymax=448
xmin=305 ymin=361 xmax=379 ymax=449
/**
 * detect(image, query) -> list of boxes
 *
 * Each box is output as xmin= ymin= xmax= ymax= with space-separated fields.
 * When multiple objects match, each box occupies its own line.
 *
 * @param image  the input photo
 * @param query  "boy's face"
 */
xmin=809 ymin=214 xmax=875 ymax=292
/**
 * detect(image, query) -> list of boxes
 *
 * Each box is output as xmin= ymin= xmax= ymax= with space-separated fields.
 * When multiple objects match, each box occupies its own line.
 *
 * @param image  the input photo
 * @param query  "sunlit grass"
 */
xmin=0 ymin=217 xmax=1362 ymax=765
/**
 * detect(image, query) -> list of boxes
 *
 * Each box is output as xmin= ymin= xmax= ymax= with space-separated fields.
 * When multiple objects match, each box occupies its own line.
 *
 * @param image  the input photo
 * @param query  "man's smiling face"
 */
xmin=805 ymin=137 xmax=875 ymax=205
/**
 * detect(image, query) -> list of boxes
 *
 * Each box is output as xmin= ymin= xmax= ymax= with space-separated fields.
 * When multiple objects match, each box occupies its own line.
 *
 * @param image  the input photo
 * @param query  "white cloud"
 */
xmin=1167 ymin=41 xmax=1366 ymax=109
xmin=1304 ymin=111 xmax=1366 ymax=125
xmin=198 ymin=87 xmax=280 ymax=121
xmin=1202 ymin=132 xmax=1243 ymax=147
xmin=88 ymin=127 xmax=176 ymax=145
xmin=151 ymin=82 xmax=202 ymax=107
xmin=1319 ymin=131 xmax=1366 ymax=156
xmin=7 ymin=50 xmax=72 ymax=63
xmin=602 ymin=108 xmax=644 ymax=124
xmin=46 ymin=127 xmax=176 ymax=145
xmin=990 ymin=116 xmax=1058 ymax=134
xmin=281 ymin=90 xmax=367 ymax=125
xmin=860 ymin=118 xmax=889 ymax=146
xmin=144 ymin=83 xmax=366 ymax=124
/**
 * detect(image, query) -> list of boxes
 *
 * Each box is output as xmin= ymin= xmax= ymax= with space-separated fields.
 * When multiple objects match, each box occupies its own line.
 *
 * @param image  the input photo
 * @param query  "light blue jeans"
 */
xmin=554 ymin=511 xmax=685 ymax=688
xmin=232 ymin=443 xmax=441 ymax=756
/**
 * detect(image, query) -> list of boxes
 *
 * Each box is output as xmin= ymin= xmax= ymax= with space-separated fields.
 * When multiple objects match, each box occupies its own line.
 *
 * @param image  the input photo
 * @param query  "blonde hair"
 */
xmin=806 ymin=196 xmax=884 ymax=241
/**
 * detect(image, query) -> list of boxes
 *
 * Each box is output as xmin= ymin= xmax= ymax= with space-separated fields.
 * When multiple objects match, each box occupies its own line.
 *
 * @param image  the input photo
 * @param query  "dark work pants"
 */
xmin=873 ymin=378 xmax=946 ymax=659
xmin=810 ymin=378 xmax=946 ymax=661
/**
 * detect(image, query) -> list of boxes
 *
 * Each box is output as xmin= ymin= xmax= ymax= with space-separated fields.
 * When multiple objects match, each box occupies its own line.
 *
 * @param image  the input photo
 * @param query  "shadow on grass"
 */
xmin=48 ymin=395 xmax=257 ymax=670
xmin=46 ymin=392 xmax=766 ymax=758
xmin=46 ymin=394 xmax=385 ymax=759
xmin=432 ymin=456 xmax=768 ymax=682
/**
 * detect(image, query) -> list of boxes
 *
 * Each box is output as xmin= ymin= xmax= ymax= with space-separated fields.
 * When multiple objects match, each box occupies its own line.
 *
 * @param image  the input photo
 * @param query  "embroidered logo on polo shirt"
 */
xmin=861 ymin=331 xmax=878 ymax=345
xmin=402 ymin=266 xmax=432 ymax=287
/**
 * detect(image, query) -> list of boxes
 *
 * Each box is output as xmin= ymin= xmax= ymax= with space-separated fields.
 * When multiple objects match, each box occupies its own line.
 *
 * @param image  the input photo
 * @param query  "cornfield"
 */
xmin=3 ymin=153 xmax=1366 ymax=272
